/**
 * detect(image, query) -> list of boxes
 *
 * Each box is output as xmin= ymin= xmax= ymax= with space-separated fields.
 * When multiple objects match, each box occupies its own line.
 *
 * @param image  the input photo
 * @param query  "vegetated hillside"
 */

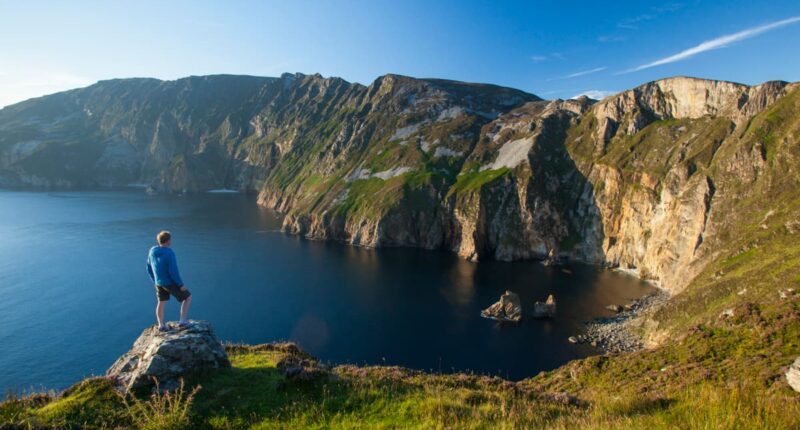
xmin=0 ymin=74 xmax=796 ymax=295
xmin=2 ymin=73 xmax=800 ymax=428
xmin=2 ymin=338 xmax=799 ymax=429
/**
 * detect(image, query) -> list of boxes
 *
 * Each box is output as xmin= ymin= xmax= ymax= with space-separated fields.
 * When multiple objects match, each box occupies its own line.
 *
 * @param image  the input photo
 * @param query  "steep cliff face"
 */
xmin=0 ymin=74 xmax=797 ymax=293
xmin=557 ymin=78 xmax=797 ymax=290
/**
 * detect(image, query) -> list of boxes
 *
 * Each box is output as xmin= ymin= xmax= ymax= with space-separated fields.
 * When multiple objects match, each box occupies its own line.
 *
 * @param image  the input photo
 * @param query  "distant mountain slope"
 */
xmin=1 ymin=73 xmax=798 ymax=298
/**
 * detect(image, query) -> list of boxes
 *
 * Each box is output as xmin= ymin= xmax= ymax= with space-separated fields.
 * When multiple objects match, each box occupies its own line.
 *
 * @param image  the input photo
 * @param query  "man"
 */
xmin=147 ymin=231 xmax=192 ymax=331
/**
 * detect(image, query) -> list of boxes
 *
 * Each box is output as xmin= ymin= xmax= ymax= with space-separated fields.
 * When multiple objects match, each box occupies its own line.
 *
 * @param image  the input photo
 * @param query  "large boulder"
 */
xmin=532 ymin=294 xmax=557 ymax=318
xmin=481 ymin=291 xmax=522 ymax=322
xmin=107 ymin=320 xmax=230 ymax=391
xmin=787 ymin=357 xmax=800 ymax=392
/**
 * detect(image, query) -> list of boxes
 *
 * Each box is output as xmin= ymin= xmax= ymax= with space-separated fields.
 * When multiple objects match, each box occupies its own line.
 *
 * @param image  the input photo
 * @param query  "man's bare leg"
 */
xmin=179 ymin=294 xmax=192 ymax=324
xmin=156 ymin=300 xmax=167 ymax=328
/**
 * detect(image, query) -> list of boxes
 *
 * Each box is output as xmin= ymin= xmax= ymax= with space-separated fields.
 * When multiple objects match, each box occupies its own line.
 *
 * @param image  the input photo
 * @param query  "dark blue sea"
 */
xmin=0 ymin=189 xmax=654 ymax=392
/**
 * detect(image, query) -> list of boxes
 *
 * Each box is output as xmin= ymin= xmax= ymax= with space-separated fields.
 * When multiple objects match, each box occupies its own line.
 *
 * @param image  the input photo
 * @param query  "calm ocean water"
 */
xmin=0 ymin=189 xmax=654 ymax=392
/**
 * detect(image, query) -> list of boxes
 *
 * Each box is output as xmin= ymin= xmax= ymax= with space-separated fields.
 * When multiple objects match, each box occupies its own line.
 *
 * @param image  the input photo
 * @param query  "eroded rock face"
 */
xmin=591 ymin=77 xmax=795 ymax=147
xmin=2 ymin=74 xmax=798 ymax=296
xmin=107 ymin=321 xmax=230 ymax=391
xmin=481 ymin=290 xmax=522 ymax=322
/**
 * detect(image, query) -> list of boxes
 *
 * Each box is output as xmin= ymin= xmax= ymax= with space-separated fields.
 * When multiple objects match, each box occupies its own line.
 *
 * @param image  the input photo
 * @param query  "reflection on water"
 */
xmin=442 ymin=259 xmax=478 ymax=309
xmin=0 ymin=190 xmax=655 ymax=392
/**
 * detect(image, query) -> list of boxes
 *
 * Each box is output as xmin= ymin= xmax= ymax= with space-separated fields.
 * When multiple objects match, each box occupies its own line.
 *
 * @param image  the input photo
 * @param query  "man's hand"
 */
xmin=180 ymin=286 xmax=187 ymax=292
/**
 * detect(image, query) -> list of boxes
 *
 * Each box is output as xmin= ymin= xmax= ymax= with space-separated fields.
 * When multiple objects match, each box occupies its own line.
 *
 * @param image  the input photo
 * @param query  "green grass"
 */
xmin=448 ymin=167 xmax=510 ymax=195
xmin=4 ymin=341 xmax=799 ymax=429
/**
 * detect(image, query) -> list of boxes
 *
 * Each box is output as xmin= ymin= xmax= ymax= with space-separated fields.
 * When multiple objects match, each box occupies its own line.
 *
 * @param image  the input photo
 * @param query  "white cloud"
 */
xmin=548 ymin=66 xmax=607 ymax=81
xmin=624 ymin=15 xmax=800 ymax=73
xmin=571 ymin=90 xmax=616 ymax=100
xmin=531 ymin=55 xmax=548 ymax=62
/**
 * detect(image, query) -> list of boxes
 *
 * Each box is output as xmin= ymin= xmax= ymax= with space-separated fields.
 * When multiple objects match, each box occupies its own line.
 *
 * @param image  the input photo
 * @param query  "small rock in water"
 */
xmin=542 ymin=248 xmax=558 ymax=266
xmin=606 ymin=304 xmax=623 ymax=313
xmin=481 ymin=290 xmax=522 ymax=322
xmin=532 ymin=294 xmax=557 ymax=318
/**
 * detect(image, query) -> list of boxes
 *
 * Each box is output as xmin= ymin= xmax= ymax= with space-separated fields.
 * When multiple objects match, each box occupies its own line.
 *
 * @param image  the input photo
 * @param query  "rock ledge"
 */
xmin=107 ymin=320 xmax=230 ymax=391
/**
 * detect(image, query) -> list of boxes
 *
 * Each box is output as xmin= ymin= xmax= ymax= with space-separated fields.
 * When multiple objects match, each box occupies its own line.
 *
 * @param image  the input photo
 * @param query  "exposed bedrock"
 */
xmin=1 ymin=73 xmax=797 ymax=293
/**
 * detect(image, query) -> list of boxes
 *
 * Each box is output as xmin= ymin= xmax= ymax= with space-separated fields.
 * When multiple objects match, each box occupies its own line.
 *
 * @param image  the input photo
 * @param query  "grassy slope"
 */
xmin=3 ymin=343 xmax=798 ymax=429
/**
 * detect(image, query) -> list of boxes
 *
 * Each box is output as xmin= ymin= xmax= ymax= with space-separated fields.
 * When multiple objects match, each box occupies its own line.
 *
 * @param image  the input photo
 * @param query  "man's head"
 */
xmin=157 ymin=231 xmax=172 ymax=247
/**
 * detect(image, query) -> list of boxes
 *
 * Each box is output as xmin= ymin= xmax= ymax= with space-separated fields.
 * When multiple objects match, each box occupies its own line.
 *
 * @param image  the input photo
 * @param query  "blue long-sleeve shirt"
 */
xmin=146 ymin=246 xmax=184 ymax=287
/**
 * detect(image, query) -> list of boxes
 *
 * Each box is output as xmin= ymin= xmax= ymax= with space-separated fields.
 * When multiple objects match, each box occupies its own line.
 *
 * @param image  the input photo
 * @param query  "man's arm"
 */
xmin=146 ymin=256 xmax=155 ymax=283
xmin=168 ymin=251 xmax=184 ymax=287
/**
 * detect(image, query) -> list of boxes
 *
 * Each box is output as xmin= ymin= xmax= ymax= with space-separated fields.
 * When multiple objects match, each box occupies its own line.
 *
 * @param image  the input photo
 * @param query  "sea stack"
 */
xmin=481 ymin=291 xmax=523 ymax=322
xmin=532 ymin=294 xmax=557 ymax=318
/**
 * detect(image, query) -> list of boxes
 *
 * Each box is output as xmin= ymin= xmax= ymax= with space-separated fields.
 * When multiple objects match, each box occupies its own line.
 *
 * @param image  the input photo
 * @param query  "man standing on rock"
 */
xmin=147 ymin=231 xmax=192 ymax=331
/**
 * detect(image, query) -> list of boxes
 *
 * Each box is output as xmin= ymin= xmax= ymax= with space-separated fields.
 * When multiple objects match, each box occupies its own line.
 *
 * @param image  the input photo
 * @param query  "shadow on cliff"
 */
xmin=469 ymin=111 xmax=606 ymax=263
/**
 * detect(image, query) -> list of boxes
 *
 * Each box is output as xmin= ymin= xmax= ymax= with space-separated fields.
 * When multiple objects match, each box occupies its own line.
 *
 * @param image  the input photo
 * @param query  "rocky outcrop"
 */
xmin=107 ymin=321 xmax=230 ymax=391
xmin=591 ymin=77 xmax=795 ymax=148
xmin=532 ymin=294 xmax=556 ymax=318
xmin=481 ymin=291 xmax=522 ymax=322
xmin=787 ymin=357 xmax=800 ymax=393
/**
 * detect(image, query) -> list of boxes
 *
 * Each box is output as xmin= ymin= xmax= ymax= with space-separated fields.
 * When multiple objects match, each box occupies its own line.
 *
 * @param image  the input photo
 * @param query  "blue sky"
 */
xmin=1 ymin=0 xmax=799 ymax=107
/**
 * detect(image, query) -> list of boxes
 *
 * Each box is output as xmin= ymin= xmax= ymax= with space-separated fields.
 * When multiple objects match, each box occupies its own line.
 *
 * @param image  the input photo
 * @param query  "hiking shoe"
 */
xmin=157 ymin=325 xmax=171 ymax=332
xmin=178 ymin=321 xmax=193 ymax=329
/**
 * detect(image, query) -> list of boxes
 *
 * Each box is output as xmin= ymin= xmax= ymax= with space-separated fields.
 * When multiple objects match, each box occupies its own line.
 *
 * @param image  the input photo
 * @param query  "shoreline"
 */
xmin=579 ymin=289 xmax=671 ymax=353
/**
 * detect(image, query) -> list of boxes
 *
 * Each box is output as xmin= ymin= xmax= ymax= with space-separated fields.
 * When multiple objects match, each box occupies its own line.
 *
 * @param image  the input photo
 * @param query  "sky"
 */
xmin=1 ymin=0 xmax=799 ymax=107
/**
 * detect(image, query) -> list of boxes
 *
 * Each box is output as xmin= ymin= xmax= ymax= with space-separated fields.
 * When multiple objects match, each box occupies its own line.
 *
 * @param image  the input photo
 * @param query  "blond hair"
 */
xmin=157 ymin=231 xmax=172 ymax=245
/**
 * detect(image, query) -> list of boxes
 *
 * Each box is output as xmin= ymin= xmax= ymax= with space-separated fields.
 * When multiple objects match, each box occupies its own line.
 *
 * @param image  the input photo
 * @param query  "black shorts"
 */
xmin=155 ymin=284 xmax=191 ymax=302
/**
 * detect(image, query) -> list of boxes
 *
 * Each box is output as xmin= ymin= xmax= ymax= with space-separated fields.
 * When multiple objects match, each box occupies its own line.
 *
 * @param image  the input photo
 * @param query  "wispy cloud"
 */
xmin=598 ymin=35 xmax=626 ymax=43
xmin=564 ymin=66 xmax=607 ymax=78
xmin=617 ymin=3 xmax=683 ymax=30
xmin=617 ymin=14 xmax=654 ymax=30
xmin=572 ymin=90 xmax=617 ymax=100
xmin=624 ymin=16 xmax=800 ymax=73
xmin=548 ymin=66 xmax=607 ymax=81
xmin=530 ymin=52 xmax=565 ymax=62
